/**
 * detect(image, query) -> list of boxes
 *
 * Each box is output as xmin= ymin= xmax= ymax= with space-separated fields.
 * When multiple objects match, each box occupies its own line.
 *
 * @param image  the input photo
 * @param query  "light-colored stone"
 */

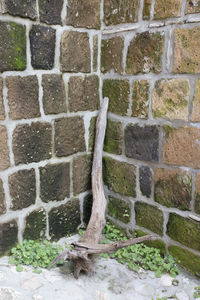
xmin=32 ymin=295 xmax=44 ymax=300
xmin=160 ymin=274 xmax=173 ymax=286
xmin=176 ymin=290 xmax=190 ymax=300
xmin=21 ymin=275 xmax=43 ymax=291
xmin=133 ymin=282 xmax=155 ymax=296
xmin=0 ymin=288 xmax=20 ymax=300
xmin=96 ymin=290 xmax=110 ymax=300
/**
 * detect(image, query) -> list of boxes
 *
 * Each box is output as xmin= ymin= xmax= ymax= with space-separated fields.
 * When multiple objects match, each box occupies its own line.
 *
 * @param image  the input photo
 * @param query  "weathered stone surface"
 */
xmin=0 ymin=179 xmax=6 ymax=215
xmin=143 ymin=0 xmax=152 ymax=20
xmin=132 ymin=80 xmax=149 ymax=119
xmin=0 ymin=22 xmax=26 ymax=72
xmin=13 ymin=122 xmax=52 ymax=165
xmin=83 ymin=194 xmax=93 ymax=225
xmin=9 ymin=169 xmax=36 ymax=210
xmin=61 ymin=31 xmax=91 ymax=73
xmin=167 ymin=213 xmax=200 ymax=251
xmin=0 ymin=126 xmax=10 ymax=171
xmin=93 ymin=35 xmax=98 ymax=72
xmin=103 ymin=79 xmax=130 ymax=116
xmin=42 ymin=74 xmax=66 ymax=115
xmin=125 ymin=124 xmax=159 ymax=162
xmin=154 ymin=0 xmax=182 ymax=19
xmin=55 ymin=117 xmax=85 ymax=157
xmin=49 ymin=199 xmax=81 ymax=239
xmin=68 ymin=76 xmax=99 ymax=112
xmin=104 ymin=0 xmax=140 ymax=25
xmin=191 ymin=79 xmax=200 ymax=122
xmin=6 ymin=75 xmax=40 ymax=120
xmin=40 ymin=163 xmax=70 ymax=203
xmin=23 ymin=208 xmax=46 ymax=240
xmin=39 ymin=0 xmax=63 ymax=25
xmin=0 ymin=78 xmax=5 ymax=120
xmin=173 ymin=27 xmax=200 ymax=73
xmin=104 ymin=119 xmax=123 ymax=155
xmin=0 ymin=220 xmax=18 ymax=255
xmin=108 ymin=196 xmax=131 ymax=224
xmin=3 ymin=0 xmax=37 ymax=19
xmin=186 ymin=0 xmax=200 ymax=14
xmin=73 ymin=155 xmax=92 ymax=195
xmin=139 ymin=166 xmax=152 ymax=197
xmin=169 ymin=245 xmax=200 ymax=275
xmin=66 ymin=0 xmax=100 ymax=29
xmin=126 ymin=32 xmax=164 ymax=74
xmin=30 ymin=25 xmax=56 ymax=70
xmin=195 ymin=174 xmax=200 ymax=214
xmin=154 ymin=168 xmax=192 ymax=210
xmin=101 ymin=37 xmax=124 ymax=74
xmin=88 ymin=116 xmax=96 ymax=152
xmin=152 ymin=79 xmax=190 ymax=120
xmin=135 ymin=202 xmax=163 ymax=235
xmin=103 ymin=157 xmax=136 ymax=197
xmin=163 ymin=126 xmax=200 ymax=168
xmin=135 ymin=229 xmax=166 ymax=255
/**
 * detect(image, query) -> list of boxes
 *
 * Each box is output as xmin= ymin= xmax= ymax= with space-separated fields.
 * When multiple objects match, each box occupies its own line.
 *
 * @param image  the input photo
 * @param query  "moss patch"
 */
xmin=108 ymin=196 xmax=131 ymax=224
xmin=132 ymin=80 xmax=149 ymax=119
xmin=23 ymin=209 xmax=46 ymax=240
xmin=104 ymin=119 xmax=123 ymax=155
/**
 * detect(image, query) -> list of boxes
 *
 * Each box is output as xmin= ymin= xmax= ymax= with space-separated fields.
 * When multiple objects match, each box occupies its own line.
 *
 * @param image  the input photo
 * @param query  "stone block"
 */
xmin=173 ymin=27 xmax=200 ymax=73
xmin=73 ymin=155 xmax=92 ymax=196
xmin=135 ymin=202 xmax=163 ymax=235
xmin=6 ymin=75 xmax=40 ymax=120
xmin=88 ymin=116 xmax=96 ymax=152
xmin=126 ymin=32 xmax=164 ymax=74
xmin=139 ymin=166 xmax=152 ymax=198
xmin=23 ymin=208 xmax=46 ymax=240
xmin=132 ymin=80 xmax=149 ymax=119
xmin=152 ymin=79 xmax=190 ymax=120
xmin=3 ymin=0 xmax=37 ymax=19
xmin=108 ymin=196 xmax=131 ymax=224
xmin=42 ymin=74 xmax=66 ymax=115
xmin=104 ymin=119 xmax=123 ymax=155
xmin=191 ymin=79 xmax=200 ymax=122
xmin=30 ymin=25 xmax=56 ymax=70
xmin=186 ymin=0 xmax=200 ymax=14
xmin=143 ymin=0 xmax=152 ymax=20
xmin=0 ymin=21 xmax=26 ymax=72
xmin=154 ymin=0 xmax=182 ymax=19
xmin=163 ymin=126 xmax=200 ymax=168
xmin=0 ymin=220 xmax=18 ymax=255
xmin=66 ymin=0 xmax=100 ymax=29
xmin=39 ymin=0 xmax=63 ymax=25
xmin=0 ymin=78 xmax=5 ymax=120
xmin=55 ymin=117 xmax=85 ymax=157
xmin=9 ymin=169 xmax=36 ymax=210
xmin=101 ymin=37 xmax=124 ymax=74
xmin=13 ymin=122 xmax=52 ymax=165
xmin=0 ymin=179 xmax=6 ymax=215
xmin=195 ymin=174 xmax=200 ymax=214
xmin=103 ymin=157 xmax=136 ymax=197
xmin=83 ymin=194 xmax=93 ymax=225
xmin=135 ymin=229 xmax=166 ymax=255
xmin=0 ymin=126 xmax=10 ymax=171
xmin=125 ymin=124 xmax=159 ymax=162
xmin=49 ymin=199 xmax=81 ymax=239
xmin=104 ymin=0 xmax=140 ymax=25
xmin=103 ymin=79 xmax=130 ymax=116
xmin=154 ymin=168 xmax=192 ymax=210
xmin=68 ymin=75 xmax=99 ymax=112
xmin=93 ymin=35 xmax=98 ymax=72
xmin=40 ymin=163 xmax=70 ymax=203
xmin=61 ymin=31 xmax=91 ymax=73
xmin=167 ymin=213 xmax=200 ymax=251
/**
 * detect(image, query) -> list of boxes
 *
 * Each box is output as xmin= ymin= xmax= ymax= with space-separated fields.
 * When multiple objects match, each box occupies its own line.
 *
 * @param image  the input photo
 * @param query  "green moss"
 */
xmin=23 ymin=209 xmax=46 ymax=240
xmin=169 ymin=245 xmax=200 ymax=276
xmin=104 ymin=119 xmax=123 ymax=155
xmin=195 ymin=192 xmax=200 ymax=214
xmin=108 ymin=196 xmax=131 ymax=224
xmin=135 ymin=229 xmax=166 ymax=255
xmin=132 ymin=80 xmax=149 ymax=118
xmin=143 ymin=0 xmax=151 ymax=20
xmin=9 ymin=22 xmax=26 ymax=70
xmin=163 ymin=125 xmax=179 ymax=138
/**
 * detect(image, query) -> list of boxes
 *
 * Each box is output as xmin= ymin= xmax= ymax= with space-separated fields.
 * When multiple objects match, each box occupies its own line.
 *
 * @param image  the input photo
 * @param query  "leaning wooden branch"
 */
xmin=50 ymin=97 xmax=158 ymax=278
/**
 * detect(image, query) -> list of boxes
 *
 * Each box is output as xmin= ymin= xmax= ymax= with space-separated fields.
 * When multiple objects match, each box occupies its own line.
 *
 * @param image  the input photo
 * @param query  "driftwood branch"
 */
xmin=50 ymin=97 xmax=158 ymax=278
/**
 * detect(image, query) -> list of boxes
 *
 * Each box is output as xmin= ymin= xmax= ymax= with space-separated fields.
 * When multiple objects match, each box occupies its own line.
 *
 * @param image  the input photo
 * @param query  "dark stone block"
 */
xmin=39 ymin=0 xmax=63 ymax=25
xmin=40 ymin=163 xmax=70 ymax=203
xmin=0 ymin=179 xmax=6 ymax=215
xmin=13 ymin=122 xmax=52 ymax=165
xmin=0 ymin=220 xmax=18 ymax=255
xmin=49 ymin=199 xmax=81 ymax=239
xmin=0 ymin=126 xmax=10 ymax=171
xmin=73 ymin=155 xmax=92 ymax=195
xmin=83 ymin=194 xmax=93 ymax=225
xmin=104 ymin=119 xmax=123 ymax=155
xmin=30 ymin=25 xmax=56 ymax=70
xmin=125 ymin=124 xmax=159 ymax=162
xmin=3 ymin=0 xmax=37 ymax=20
xmin=23 ymin=208 xmax=46 ymax=240
xmin=108 ymin=196 xmax=131 ymax=224
xmin=9 ymin=169 xmax=36 ymax=210
xmin=139 ymin=166 xmax=152 ymax=197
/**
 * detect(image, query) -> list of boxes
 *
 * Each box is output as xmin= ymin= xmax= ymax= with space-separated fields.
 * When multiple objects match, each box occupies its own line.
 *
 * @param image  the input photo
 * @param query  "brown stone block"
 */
xmin=73 ymin=155 xmax=92 ymax=196
xmin=66 ymin=0 xmax=100 ymax=29
xmin=104 ymin=119 xmax=123 ymax=155
xmin=3 ymin=0 xmax=37 ymax=20
xmin=0 ymin=179 xmax=6 ymax=215
xmin=0 ymin=220 xmax=18 ymax=255
xmin=101 ymin=37 xmax=124 ymax=74
xmin=9 ymin=169 xmax=36 ymax=210
xmin=0 ymin=78 xmax=5 ymax=120
xmin=23 ymin=208 xmax=46 ymax=240
xmin=143 ymin=0 xmax=152 ymax=20
xmin=154 ymin=0 xmax=182 ymax=19
xmin=13 ymin=122 xmax=52 ymax=165
xmin=55 ymin=117 xmax=86 ymax=157
xmin=6 ymin=75 xmax=40 ymax=120
xmin=173 ymin=27 xmax=200 ymax=74
xmin=132 ymin=80 xmax=150 ymax=119
xmin=39 ymin=0 xmax=63 ymax=25
xmin=93 ymin=35 xmax=98 ymax=72
xmin=68 ymin=75 xmax=99 ymax=112
xmin=0 ymin=126 xmax=10 ymax=171
xmin=42 ymin=74 xmax=66 ymax=115
xmin=152 ymin=79 xmax=190 ymax=120
xmin=163 ymin=126 xmax=200 ymax=168
xmin=191 ymin=79 xmax=200 ymax=122
xmin=61 ymin=31 xmax=91 ymax=73
xmin=186 ymin=0 xmax=200 ymax=14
